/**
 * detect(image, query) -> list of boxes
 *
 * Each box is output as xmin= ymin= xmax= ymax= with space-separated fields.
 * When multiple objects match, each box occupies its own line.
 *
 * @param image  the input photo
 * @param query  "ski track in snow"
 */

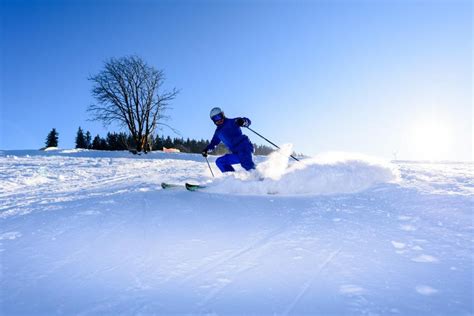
xmin=181 ymin=222 xmax=292 ymax=286
xmin=193 ymin=220 xmax=299 ymax=311
xmin=0 ymin=149 xmax=473 ymax=315
xmin=283 ymin=248 xmax=342 ymax=316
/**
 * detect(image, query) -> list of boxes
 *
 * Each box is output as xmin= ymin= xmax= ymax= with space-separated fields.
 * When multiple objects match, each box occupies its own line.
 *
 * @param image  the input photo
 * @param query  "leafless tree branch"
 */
xmin=88 ymin=56 xmax=179 ymax=153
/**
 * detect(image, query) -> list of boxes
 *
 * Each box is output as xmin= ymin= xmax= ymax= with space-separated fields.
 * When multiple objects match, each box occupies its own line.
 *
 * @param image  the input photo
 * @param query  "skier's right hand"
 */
xmin=202 ymin=149 xmax=208 ymax=157
xmin=236 ymin=117 xmax=250 ymax=127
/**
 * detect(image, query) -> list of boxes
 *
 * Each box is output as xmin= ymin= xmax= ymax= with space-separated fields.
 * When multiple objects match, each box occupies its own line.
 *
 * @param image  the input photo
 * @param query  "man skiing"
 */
xmin=202 ymin=107 xmax=256 ymax=173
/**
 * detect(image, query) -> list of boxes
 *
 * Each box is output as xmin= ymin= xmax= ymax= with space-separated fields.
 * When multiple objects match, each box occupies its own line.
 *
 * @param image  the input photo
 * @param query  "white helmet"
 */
xmin=209 ymin=107 xmax=223 ymax=118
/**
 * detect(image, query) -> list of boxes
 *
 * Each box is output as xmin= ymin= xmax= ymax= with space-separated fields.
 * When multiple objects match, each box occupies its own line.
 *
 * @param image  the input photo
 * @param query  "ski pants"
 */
xmin=216 ymin=148 xmax=256 ymax=173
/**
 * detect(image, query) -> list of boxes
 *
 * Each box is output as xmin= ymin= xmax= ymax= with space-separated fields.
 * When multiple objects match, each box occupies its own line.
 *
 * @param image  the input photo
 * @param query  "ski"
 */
xmin=161 ymin=182 xmax=182 ymax=189
xmin=185 ymin=183 xmax=206 ymax=191
xmin=161 ymin=182 xmax=206 ymax=191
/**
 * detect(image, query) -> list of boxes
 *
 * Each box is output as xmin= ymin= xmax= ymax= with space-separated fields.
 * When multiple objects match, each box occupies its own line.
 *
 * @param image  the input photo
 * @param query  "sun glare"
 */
xmin=408 ymin=118 xmax=453 ymax=161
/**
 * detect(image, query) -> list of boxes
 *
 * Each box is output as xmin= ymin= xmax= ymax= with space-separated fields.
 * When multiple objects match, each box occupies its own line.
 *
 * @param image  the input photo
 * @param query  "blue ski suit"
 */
xmin=205 ymin=117 xmax=256 ymax=172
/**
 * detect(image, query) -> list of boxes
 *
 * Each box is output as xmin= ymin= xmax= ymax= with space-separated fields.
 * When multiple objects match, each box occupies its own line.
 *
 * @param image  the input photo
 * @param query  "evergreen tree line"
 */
xmin=74 ymin=127 xmax=275 ymax=155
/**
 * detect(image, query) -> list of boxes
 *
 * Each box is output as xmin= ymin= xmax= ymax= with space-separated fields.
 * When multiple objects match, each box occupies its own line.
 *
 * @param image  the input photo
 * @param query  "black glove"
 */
xmin=202 ymin=149 xmax=208 ymax=157
xmin=236 ymin=117 xmax=248 ymax=127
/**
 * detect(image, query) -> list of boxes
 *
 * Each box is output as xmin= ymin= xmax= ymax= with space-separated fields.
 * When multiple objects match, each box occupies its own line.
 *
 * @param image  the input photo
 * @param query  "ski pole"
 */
xmin=246 ymin=126 xmax=300 ymax=162
xmin=204 ymin=156 xmax=215 ymax=177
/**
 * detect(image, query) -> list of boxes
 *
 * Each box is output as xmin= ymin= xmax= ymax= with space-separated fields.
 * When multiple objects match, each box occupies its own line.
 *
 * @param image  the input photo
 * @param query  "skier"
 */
xmin=202 ymin=107 xmax=256 ymax=173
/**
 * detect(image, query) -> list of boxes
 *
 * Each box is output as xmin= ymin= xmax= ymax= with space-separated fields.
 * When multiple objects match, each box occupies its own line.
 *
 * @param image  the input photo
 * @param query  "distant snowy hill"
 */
xmin=0 ymin=149 xmax=472 ymax=315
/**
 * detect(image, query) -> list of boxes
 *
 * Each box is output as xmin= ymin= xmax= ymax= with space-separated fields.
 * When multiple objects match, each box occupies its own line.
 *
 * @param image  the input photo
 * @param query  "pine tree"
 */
xmin=45 ymin=128 xmax=59 ymax=147
xmin=254 ymin=144 xmax=274 ymax=155
xmin=92 ymin=134 xmax=107 ymax=150
xmin=127 ymin=134 xmax=137 ymax=150
xmin=153 ymin=135 xmax=164 ymax=150
xmin=106 ymin=132 xmax=129 ymax=151
xmin=118 ymin=132 xmax=129 ymax=150
xmin=163 ymin=136 xmax=173 ymax=148
xmin=106 ymin=132 xmax=118 ymax=150
xmin=92 ymin=135 xmax=101 ymax=150
xmin=85 ymin=131 xmax=92 ymax=149
xmin=75 ymin=127 xmax=87 ymax=149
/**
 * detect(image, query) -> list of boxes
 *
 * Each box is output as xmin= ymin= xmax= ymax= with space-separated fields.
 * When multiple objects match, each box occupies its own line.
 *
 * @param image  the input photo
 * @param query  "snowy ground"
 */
xmin=0 ymin=149 xmax=472 ymax=315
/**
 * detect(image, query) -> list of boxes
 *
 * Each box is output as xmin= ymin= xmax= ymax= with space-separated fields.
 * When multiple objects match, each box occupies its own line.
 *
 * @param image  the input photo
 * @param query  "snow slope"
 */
xmin=0 ymin=149 xmax=472 ymax=315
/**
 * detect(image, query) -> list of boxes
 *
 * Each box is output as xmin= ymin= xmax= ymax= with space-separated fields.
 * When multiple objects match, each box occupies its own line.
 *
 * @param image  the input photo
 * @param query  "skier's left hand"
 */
xmin=236 ymin=118 xmax=249 ymax=127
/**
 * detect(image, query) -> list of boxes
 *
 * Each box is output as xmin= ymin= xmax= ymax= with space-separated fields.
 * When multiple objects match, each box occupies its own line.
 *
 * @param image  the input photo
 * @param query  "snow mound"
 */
xmin=60 ymin=148 xmax=88 ymax=154
xmin=206 ymin=145 xmax=399 ymax=195
xmin=42 ymin=146 xmax=59 ymax=151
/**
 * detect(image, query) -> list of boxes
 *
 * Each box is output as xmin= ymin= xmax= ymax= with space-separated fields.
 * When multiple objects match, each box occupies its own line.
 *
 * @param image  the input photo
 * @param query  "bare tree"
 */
xmin=88 ymin=56 xmax=178 ymax=153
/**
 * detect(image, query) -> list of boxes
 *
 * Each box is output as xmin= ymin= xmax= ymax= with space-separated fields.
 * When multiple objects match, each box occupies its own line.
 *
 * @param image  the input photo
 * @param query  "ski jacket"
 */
xmin=206 ymin=117 xmax=253 ymax=153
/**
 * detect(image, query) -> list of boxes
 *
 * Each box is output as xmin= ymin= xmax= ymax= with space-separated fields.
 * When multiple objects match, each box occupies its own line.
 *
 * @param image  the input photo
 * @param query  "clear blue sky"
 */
xmin=1 ymin=0 xmax=471 ymax=161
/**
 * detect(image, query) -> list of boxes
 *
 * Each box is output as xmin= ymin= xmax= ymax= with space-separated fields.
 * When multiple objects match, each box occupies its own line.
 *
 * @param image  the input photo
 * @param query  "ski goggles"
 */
xmin=211 ymin=113 xmax=224 ymax=122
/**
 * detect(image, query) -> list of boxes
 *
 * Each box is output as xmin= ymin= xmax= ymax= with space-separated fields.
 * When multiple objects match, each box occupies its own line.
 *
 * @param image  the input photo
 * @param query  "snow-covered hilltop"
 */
xmin=0 ymin=149 xmax=472 ymax=315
